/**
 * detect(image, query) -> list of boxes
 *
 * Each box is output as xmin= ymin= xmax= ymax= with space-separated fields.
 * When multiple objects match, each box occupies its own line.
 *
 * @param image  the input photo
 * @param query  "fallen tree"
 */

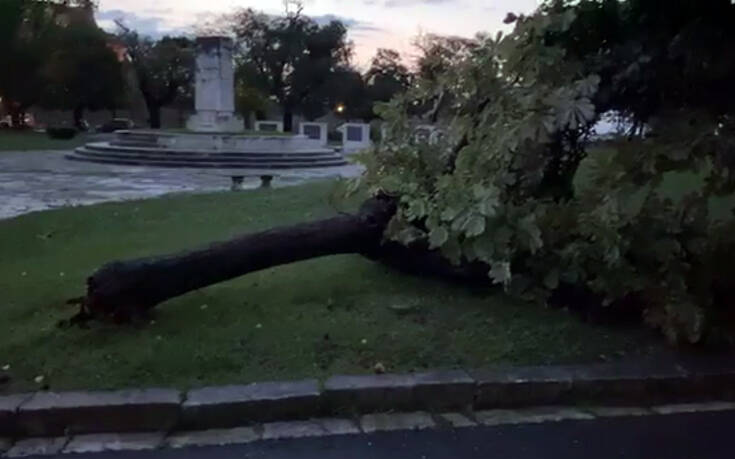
xmin=71 ymin=197 xmax=393 ymax=323
xmin=69 ymin=196 xmax=492 ymax=324
xmin=69 ymin=1 xmax=735 ymax=344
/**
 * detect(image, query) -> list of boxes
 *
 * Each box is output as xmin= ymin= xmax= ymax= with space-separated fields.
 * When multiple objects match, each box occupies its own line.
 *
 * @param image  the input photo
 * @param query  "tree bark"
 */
xmin=75 ymin=197 xmax=398 ymax=322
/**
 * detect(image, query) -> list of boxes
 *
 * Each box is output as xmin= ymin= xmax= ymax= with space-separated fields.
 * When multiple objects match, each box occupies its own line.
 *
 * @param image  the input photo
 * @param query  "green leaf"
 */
xmin=441 ymin=206 xmax=460 ymax=222
xmin=406 ymin=199 xmax=428 ymax=221
xmin=519 ymin=214 xmax=543 ymax=253
xmin=396 ymin=227 xmax=424 ymax=245
xmin=478 ymin=196 xmax=499 ymax=217
xmin=543 ymin=269 xmax=560 ymax=290
xmin=472 ymin=184 xmax=487 ymax=199
xmin=429 ymin=226 xmax=449 ymax=249
xmin=464 ymin=215 xmax=486 ymax=237
xmin=488 ymin=261 xmax=512 ymax=286
xmin=472 ymin=235 xmax=496 ymax=262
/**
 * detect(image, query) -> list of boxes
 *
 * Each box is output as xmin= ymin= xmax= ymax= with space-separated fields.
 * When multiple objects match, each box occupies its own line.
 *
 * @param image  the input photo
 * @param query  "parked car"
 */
xmin=97 ymin=118 xmax=134 ymax=133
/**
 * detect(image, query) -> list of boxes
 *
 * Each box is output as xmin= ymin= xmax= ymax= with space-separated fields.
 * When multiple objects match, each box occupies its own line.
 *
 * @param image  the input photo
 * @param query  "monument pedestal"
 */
xmin=187 ymin=36 xmax=243 ymax=133
xmin=187 ymin=110 xmax=244 ymax=133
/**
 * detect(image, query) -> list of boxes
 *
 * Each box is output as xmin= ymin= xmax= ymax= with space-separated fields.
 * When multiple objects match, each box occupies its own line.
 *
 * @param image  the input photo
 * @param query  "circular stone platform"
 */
xmin=66 ymin=130 xmax=350 ymax=189
xmin=66 ymin=130 xmax=348 ymax=170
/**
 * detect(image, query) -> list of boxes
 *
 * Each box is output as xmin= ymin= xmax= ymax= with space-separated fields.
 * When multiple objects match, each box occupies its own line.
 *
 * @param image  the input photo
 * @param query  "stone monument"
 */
xmin=186 ymin=37 xmax=244 ymax=133
xmin=338 ymin=122 xmax=372 ymax=153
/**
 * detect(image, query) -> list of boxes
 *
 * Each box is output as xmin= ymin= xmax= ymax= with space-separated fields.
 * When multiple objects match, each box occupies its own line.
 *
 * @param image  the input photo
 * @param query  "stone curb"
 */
xmin=0 ymin=356 xmax=733 ymax=439
xmin=6 ymin=403 xmax=735 ymax=457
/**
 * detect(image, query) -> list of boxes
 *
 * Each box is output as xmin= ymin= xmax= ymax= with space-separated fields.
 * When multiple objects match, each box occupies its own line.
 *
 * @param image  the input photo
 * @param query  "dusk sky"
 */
xmin=95 ymin=0 xmax=540 ymax=68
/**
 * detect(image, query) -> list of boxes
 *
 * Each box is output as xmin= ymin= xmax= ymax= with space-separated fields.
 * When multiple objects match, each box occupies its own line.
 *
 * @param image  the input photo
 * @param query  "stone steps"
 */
xmin=67 ymin=148 xmax=348 ymax=169
xmin=82 ymin=143 xmax=343 ymax=160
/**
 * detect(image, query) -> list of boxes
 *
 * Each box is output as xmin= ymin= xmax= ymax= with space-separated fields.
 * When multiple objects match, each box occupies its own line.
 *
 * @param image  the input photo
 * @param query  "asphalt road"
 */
xmin=32 ymin=409 xmax=734 ymax=459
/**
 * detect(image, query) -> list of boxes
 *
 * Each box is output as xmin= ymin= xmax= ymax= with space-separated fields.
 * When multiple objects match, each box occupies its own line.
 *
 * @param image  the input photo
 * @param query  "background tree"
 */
xmin=41 ymin=23 xmax=125 ymax=128
xmin=321 ymin=69 xmax=371 ymax=121
xmin=0 ymin=0 xmax=56 ymax=128
xmin=411 ymin=34 xmax=477 ymax=123
xmin=542 ymin=0 xmax=735 ymax=137
xmin=233 ymin=63 xmax=269 ymax=128
xmin=117 ymin=28 xmax=194 ymax=129
xmin=227 ymin=4 xmax=353 ymax=131
xmin=365 ymin=48 xmax=411 ymax=109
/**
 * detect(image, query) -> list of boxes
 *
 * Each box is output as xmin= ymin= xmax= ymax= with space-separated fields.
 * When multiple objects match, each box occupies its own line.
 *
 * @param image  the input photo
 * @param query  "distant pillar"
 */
xmin=187 ymin=37 xmax=244 ymax=133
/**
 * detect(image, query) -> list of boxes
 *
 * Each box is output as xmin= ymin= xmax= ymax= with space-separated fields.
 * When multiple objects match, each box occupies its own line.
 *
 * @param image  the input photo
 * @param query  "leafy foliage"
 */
xmin=0 ymin=0 xmax=58 ymax=127
xmin=0 ymin=0 xmax=114 ymax=128
xmin=365 ymin=49 xmax=412 ymax=112
xmin=357 ymin=1 xmax=735 ymax=345
xmin=225 ymin=5 xmax=353 ymax=130
xmin=117 ymin=30 xmax=194 ymax=129
xmin=41 ymin=23 xmax=124 ymax=127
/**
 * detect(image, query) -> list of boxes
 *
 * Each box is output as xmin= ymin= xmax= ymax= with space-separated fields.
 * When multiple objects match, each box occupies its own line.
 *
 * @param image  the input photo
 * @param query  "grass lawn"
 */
xmin=0 ymin=181 xmax=664 ymax=394
xmin=0 ymin=130 xmax=89 ymax=151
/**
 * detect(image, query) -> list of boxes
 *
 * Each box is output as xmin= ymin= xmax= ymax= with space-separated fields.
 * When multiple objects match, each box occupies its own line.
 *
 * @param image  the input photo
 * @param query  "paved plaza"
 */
xmin=0 ymin=150 xmax=362 ymax=220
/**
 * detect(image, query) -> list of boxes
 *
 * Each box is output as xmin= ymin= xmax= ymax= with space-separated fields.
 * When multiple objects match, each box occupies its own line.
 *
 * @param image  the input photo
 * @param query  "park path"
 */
xmin=0 ymin=150 xmax=362 ymax=220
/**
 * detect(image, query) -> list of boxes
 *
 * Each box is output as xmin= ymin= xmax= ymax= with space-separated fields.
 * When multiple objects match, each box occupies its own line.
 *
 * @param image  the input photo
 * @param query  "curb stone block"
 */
xmin=62 ymin=432 xmax=165 ymax=454
xmin=16 ymin=389 xmax=181 ymax=437
xmin=469 ymin=366 xmax=573 ymax=408
xmin=165 ymin=427 xmax=260 ymax=449
xmin=317 ymin=418 xmax=361 ymax=436
xmin=567 ymin=361 xmax=688 ymax=404
xmin=262 ymin=420 xmax=325 ymax=440
xmin=675 ymin=356 xmax=735 ymax=400
xmin=651 ymin=402 xmax=735 ymax=415
xmin=5 ymin=437 xmax=68 ymax=458
xmin=360 ymin=412 xmax=436 ymax=433
xmin=585 ymin=406 xmax=652 ymax=417
xmin=413 ymin=370 xmax=475 ymax=410
xmin=437 ymin=412 xmax=477 ymax=428
xmin=182 ymin=380 xmax=320 ymax=429
xmin=324 ymin=374 xmax=416 ymax=413
xmin=476 ymin=407 xmax=594 ymax=426
xmin=0 ymin=394 xmax=32 ymax=436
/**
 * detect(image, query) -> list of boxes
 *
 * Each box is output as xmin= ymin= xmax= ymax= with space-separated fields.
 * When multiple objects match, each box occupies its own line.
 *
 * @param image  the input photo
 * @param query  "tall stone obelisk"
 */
xmin=186 ymin=37 xmax=244 ymax=133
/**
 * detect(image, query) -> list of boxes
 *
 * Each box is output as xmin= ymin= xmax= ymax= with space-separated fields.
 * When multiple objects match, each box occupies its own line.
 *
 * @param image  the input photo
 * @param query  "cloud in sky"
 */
xmin=96 ymin=9 xmax=190 ymax=37
xmin=96 ymin=0 xmax=539 ymax=64
xmin=365 ymin=0 xmax=454 ymax=6
xmin=311 ymin=14 xmax=384 ymax=33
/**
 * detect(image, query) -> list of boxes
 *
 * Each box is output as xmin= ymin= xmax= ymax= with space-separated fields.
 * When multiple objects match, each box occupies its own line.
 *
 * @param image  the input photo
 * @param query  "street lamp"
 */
xmin=335 ymin=104 xmax=345 ymax=114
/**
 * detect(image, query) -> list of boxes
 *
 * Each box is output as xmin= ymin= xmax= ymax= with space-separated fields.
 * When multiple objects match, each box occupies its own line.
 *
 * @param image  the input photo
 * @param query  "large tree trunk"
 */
xmin=75 ymin=197 xmax=398 ymax=323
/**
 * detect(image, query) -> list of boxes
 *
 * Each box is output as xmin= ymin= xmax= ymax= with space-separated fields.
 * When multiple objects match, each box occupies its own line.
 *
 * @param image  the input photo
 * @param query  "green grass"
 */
xmin=579 ymin=144 xmax=735 ymax=219
xmin=0 ymin=131 xmax=89 ymax=151
xmin=0 ymin=181 xmax=663 ymax=394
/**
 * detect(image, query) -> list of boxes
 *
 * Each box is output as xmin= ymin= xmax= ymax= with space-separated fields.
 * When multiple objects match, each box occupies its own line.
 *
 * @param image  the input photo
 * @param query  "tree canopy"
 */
xmin=358 ymin=0 xmax=735 ymax=344
xmin=226 ymin=5 xmax=353 ymax=130
xmin=41 ymin=20 xmax=124 ymax=128
xmin=0 ymin=0 xmax=57 ymax=126
xmin=117 ymin=29 xmax=194 ymax=129
xmin=0 ymin=0 xmax=123 ymax=127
